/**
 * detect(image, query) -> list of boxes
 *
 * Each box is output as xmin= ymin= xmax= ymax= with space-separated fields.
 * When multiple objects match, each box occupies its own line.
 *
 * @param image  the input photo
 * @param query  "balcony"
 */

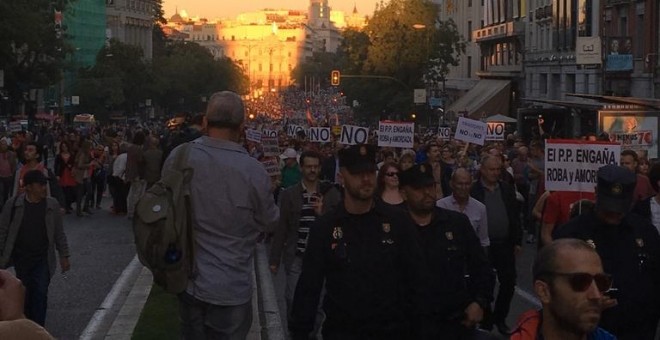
xmin=473 ymin=21 xmax=525 ymax=43
xmin=605 ymin=0 xmax=633 ymax=6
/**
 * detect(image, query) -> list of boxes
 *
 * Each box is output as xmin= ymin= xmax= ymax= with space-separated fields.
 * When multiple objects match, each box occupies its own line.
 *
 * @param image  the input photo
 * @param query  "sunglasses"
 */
xmin=546 ymin=272 xmax=613 ymax=293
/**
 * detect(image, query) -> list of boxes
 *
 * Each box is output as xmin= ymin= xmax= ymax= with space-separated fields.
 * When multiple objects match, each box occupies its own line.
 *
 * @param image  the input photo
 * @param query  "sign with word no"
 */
xmin=438 ymin=127 xmax=452 ymax=141
xmin=454 ymin=117 xmax=487 ymax=145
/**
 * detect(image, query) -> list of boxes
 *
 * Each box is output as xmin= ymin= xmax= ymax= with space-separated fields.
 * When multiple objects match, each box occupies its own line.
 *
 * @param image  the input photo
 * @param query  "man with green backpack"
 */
xmin=138 ymin=91 xmax=279 ymax=339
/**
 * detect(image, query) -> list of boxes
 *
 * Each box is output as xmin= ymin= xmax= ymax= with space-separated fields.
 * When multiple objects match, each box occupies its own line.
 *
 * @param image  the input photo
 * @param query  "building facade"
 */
xmin=447 ymin=0 xmax=526 ymax=120
xmin=164 ymin=0 xmax=362 ymax=94
xmin=106 ymin=0 xmax=155 ymax=59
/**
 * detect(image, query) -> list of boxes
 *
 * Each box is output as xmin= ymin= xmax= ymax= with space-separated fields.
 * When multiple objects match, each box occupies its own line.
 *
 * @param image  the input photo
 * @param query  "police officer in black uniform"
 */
xmin=399 ymin=163 xmax=495 ymax=339
xmin=288 ymin=144 xmax=425 ymax=340
xmin=554 ymin=164 xmax=660 ymax=340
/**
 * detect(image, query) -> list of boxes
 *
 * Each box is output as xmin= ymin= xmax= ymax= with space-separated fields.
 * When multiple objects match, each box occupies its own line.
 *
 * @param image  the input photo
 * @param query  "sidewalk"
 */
xmin=100 ymin=243 xmax=282 ymax=339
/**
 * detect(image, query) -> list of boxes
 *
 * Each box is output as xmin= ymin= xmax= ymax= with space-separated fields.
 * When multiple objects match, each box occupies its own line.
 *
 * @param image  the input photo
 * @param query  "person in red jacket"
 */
xmin=511 ymin=239 xmax=616 ymax=340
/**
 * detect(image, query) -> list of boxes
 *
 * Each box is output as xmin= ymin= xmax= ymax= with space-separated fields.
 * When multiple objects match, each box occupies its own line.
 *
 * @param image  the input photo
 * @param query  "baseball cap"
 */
xmin=23 ymin=170 xmax=48 ymax=185
xmin=596 ymin=164 xmax=636 ymax=213
xmin=338 ymin=144 xmax=377 ymax=174
xmin=280 ymin=148 xmax=297 ymax=160
xmin=399 ymin=163 xmax=436 ymax=188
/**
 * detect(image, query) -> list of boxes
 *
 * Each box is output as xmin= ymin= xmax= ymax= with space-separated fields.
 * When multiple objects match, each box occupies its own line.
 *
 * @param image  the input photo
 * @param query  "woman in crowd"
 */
xmin=638 ymin=156 xmax=651 ymax=177
xmin=73 ymin=140 xmax=93 ymax=216
xmin=376 ymin=162 xmax=405 ymax=208
xmin=111 ymin=144 xmax=129 ymax=215
xmin=90 ymin=144 xmax=108 ymax=209
xmin=54 ymin=141 xmax=76 ymax=214
xmin=399 ymin=149 xmax=416 ymax=171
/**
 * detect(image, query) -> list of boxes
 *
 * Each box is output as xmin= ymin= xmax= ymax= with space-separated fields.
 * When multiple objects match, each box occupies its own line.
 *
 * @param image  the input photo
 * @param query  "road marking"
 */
xmin=515 ymin=286 xmax=541 ymax=308
xmin=79 ymin=255 xmax=142 ymax=340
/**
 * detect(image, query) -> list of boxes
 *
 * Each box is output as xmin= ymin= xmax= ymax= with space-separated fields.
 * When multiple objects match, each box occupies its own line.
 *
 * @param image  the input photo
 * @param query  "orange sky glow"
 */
xmin=163 ymin=0 xmax=381 ymax=20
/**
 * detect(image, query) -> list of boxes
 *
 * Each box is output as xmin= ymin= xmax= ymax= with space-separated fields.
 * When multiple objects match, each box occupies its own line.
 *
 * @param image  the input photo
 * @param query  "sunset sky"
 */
xmin=163 ymin=0 xmax=381 ymax=20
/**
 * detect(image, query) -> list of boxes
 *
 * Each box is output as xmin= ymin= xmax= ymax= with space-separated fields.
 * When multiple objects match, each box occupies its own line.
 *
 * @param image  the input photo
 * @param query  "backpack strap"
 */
xmin=172 ymin=142 xmax=192 ymax=172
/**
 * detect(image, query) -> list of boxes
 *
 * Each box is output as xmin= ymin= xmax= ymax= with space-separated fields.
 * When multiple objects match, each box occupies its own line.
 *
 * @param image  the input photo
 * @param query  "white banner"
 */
xmin=262 ymin=129 xmax=278 ymax=138
xmin=438 ymin=127 xmax=452 ymax=141
xmin=309 ymin=127 xmax=332 ymax=143
xmin=377 ymin=121 xmax=414 ymax=148
xmin=261 ymin=137 xmax=280 ymax=157
xmin=261 ymin=158 xmax=281 ymax=176
xmin=545 ymin=140 xmax=621 ymax=192
xmin=454 ymin=117 xmax=487 ymax=145
xmin=246 ymin=129 xmax=262 ymax=143
xmin=286 ymin=125 xmax=307 ymax=137
xmin=339 ymin=125 xmax=369 ymax=145
xmin=486 ymin=122 xmax=506 ymax=141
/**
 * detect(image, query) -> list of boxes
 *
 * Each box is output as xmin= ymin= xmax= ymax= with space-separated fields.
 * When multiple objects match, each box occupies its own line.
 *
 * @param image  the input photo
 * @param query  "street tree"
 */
xmin=151 ymin=41 xmax=248 ymax=113
xmin=337 ymin=0 xmax=465 ymax=119
xmin=0 ymin=0 xmax=76 ymax=114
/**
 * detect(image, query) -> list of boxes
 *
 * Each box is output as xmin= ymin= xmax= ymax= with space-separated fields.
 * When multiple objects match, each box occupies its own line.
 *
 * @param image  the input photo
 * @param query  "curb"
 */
xmin=255 ymin=243 xmax=286 ymax=340
xmin=103 ymin=266 xmax=153 ymax=339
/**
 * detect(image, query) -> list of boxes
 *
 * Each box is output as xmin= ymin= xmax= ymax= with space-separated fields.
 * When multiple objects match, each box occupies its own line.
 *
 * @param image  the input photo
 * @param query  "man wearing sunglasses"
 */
xmin=511 ymin=239 xmax=616 ymax=340
xmin=554 ymin=165 xmax=660 ymax=340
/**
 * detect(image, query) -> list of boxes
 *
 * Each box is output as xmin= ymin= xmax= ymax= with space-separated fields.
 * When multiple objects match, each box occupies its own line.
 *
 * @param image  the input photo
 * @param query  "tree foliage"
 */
xmin=0 ymin=0 xmax=76 ymax=113
xmin=336 ymin=0 xmax=465 ymax=120
xmin=291 ymin=52 xmax=340 ymax=88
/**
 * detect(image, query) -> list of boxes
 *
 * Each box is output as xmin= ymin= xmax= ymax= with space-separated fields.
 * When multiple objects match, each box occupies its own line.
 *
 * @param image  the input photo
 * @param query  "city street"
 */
xmin=43 ymin=198 xmax=137 ymax=339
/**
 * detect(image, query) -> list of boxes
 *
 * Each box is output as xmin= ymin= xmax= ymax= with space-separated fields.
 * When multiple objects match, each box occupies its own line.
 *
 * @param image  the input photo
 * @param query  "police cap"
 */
xmin=596 ymin=164 xmax=636 ymax=214
xmin=399 ymin=163 xmax=435 ymax=188
xmin=338 ymin=144 xmax=377 ymax=174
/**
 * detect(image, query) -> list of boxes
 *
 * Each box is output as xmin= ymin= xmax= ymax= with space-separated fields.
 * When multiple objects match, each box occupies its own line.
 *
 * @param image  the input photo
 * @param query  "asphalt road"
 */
xmin=44 ymin=198 xmax=137 ymax=340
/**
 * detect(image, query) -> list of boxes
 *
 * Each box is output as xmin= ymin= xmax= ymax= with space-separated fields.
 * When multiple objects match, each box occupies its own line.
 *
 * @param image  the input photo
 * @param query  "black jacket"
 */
xmin=471 ymin=180 xmax=522 ymax=246
xmin=412 ymin=207 xmax=495 ymax=337
xmin=554 ymin=212 xmax=660 ymax=340
xmin=320 ymin=156 xmax=337 ymax=183
xmin=288 ymin=203 xmax=425 ymax=339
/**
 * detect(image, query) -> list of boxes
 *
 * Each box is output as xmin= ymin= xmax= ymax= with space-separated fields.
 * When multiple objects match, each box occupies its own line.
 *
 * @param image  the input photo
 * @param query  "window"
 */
xmin=467 ymin=56 xmax=472 ymax=78
xmin=468 ymin=21 xmax=472 ymax=41
xmin=636 ymin=14 xmax=643 ymax=57
xmin=469 ymin=0 xmax=473 ymax=7
xmin=566 ymin=74 xmax=576 ymax=94
xmin=540 ymin=73 xmax=548 ymax=94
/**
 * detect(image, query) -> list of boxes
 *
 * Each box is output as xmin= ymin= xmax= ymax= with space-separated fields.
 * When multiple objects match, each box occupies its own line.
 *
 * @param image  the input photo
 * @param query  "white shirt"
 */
xmin=650 ymin=197 xmax=660 ymax=235
xmin=112 ymin=153 xmax=127 ymax=180
xmin=437 ymin=195 xmax=490 ymax=247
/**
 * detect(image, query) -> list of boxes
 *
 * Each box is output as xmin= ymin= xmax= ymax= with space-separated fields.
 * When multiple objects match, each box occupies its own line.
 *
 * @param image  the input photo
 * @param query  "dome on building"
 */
xmin=169 ymin=13 xmax=184 ymax=24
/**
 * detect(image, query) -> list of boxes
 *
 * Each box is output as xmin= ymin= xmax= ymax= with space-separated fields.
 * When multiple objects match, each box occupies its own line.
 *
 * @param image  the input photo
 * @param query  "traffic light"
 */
xmin=331 ymin=70 xmax=340 ymax=86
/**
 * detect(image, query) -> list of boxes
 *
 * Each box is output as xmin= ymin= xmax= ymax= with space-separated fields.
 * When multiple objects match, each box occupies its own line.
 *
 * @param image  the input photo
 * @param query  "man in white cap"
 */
xmin=280 ymin=147 xmax=301 ymax=189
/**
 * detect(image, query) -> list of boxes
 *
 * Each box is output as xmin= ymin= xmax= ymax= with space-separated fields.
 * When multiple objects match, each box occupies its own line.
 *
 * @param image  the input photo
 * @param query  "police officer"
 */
xmin=399 ymin=163 xmax=495 ymax=339
xmin=288 ymin=144 xmax=425 ymax=340
xmin=554 ymin=164 xmax=660 ymax=340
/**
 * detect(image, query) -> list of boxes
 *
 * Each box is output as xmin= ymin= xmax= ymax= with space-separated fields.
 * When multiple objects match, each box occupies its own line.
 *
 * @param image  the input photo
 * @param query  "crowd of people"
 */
xmin=1 ymin=89 xmax=660 ymax=340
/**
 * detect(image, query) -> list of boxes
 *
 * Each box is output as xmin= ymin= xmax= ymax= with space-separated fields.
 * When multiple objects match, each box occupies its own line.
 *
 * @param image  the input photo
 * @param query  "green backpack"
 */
xmin=133 ymin=142 xmax=195 ymax=294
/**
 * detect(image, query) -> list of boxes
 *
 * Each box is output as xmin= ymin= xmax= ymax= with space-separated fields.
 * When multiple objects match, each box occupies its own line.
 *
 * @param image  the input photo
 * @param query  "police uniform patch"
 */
xmin=382 ymin=223 xmax=391 ymax=233
xmin=611 ymin=183 xmax=623 ymax=195
xmin=586 ymin=239 xmax=596 ymax=249
xmin=333 ymin=227 xmax=343 ymax=240
xmin=636 ymin=238 xmax=644 ymax=248
xmin=445 ymin=232 xmax=454 ymax=240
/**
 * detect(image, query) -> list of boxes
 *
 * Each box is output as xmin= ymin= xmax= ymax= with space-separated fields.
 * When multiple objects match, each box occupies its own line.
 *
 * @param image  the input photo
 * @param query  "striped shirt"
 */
xmin=297 ymin=188 xmax=317 ymax=255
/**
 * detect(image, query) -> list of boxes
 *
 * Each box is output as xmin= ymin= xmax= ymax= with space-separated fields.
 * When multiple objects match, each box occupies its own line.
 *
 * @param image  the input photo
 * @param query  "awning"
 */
xmin=566 ymin=93 xmax=660 ymax=110
xmin=486 ymin=113 xmax=517 ymax=123
xmin=448 ymin=79 xmax=511 ymax=119
xmin=522 ymin=98 xmax=603 ymax=111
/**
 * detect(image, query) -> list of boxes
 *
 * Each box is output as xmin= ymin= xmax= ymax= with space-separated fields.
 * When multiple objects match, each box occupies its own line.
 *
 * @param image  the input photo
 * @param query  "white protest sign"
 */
xmin=9 ymin=121 xmax=22 ymax=133
xmin=261 ymin=158 xmax=281 ymax=176
xmin=438 ymin=127 xmax=452 ymax=140
xmin=309 ymin=127 xmax=332 ymax=143
xmin=262 ymin=129 xmax=277 ymax=138
xmin=486 ymin=122 xmax=505 ymax=141
xmin=545 ymin=140 xmax=621 ymax=192
xmin=454 ymin=117 xmax=487 ymax=145
xmin=246 ymin=129 xmax=262 ymax=143
xmin=261 ymin=137 xmax=280 ymax=157
xmin=377 ymin=121 xmax=414 ymax=148
xmin=339 ymin=125 xmax=369 ymax=145
xmin=286 ymin=125 xmax=307 ymax=137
